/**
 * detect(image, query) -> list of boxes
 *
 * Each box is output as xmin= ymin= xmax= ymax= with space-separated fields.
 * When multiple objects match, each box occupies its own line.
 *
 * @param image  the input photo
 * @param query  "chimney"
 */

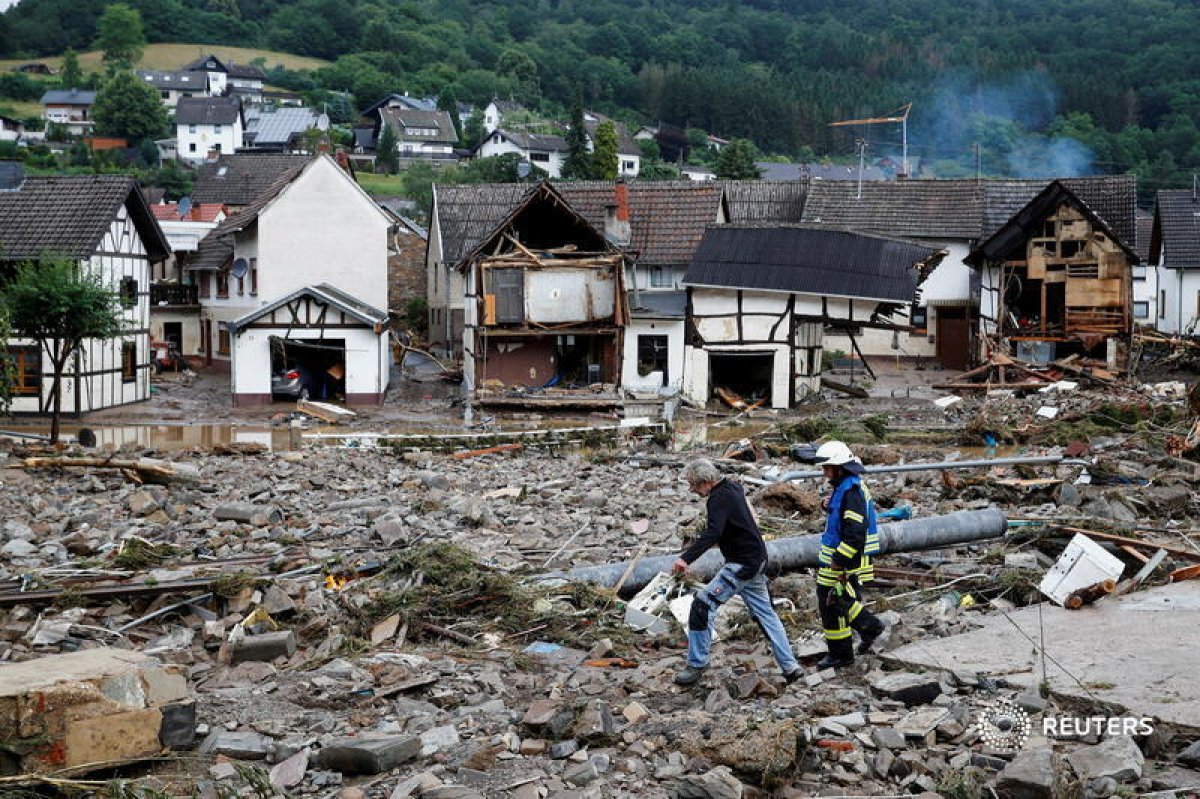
xmin=0 ymin=160 xmax=26 ymax=192
xmin=604 ymin=180 xmax=632 ymax=247
xmin=334 ymin=148 xmax=353 ymax=174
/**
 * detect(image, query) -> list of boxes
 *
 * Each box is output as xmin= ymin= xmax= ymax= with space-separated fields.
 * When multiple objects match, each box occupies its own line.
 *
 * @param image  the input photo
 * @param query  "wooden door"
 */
xmin=936 ymin=311 xmax=971 ymax=371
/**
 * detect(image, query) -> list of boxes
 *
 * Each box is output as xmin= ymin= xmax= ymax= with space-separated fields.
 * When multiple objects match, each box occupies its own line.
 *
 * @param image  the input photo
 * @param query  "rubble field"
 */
xmin=2 ymin=374 xmax=1200 ymax=799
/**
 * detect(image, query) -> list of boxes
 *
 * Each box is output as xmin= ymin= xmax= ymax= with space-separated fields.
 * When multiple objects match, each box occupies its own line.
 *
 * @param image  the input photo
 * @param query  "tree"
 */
xmin=715 ymin=138 xmax=762 ymax=179
xmin=59 ymin=49 xmax=83 ymax=89
xmin=377 ymin=122 xmax=399 ymax=174
xmin=591 ymin=120 xmax=619 ymax=180
xmin=562 ymin=101 xmax=591 ymax=179
xmin=461 ymin=108 xmax=485 ymax=150
xmin=94 ymin=4 xmax=145 ymax=73
xmin=0 ymin=306 xmax=11 ymax=418
xmin=154 ymin=160 xmax=193 ymax=199
xmin=92 ymin=70 xmax=169 ymax=146
xmin=1 ymin=260 xmax=127 ymax=443
xmin=437 ymin=90 xmax=463 ymax=143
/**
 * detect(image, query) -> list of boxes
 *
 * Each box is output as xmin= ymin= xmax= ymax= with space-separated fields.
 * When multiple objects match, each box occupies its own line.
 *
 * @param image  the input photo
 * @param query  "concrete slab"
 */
xmin=883 ymin=581 xmax=1200 ymax=731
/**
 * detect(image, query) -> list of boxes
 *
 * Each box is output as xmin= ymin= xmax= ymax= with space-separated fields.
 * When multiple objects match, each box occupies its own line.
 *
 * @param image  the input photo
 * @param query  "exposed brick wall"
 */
xmin=387 ymin=227 xmax=428 ymax=318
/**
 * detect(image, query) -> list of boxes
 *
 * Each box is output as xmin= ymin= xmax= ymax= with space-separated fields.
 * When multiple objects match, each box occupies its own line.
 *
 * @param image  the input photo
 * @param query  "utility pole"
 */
xmin=856 ymin=138 xmax=867 ymax=199
xmin=830 ymin=103 xmax=913 ymax=177
xmin=975 ymin=142 xmax=982 ymax=181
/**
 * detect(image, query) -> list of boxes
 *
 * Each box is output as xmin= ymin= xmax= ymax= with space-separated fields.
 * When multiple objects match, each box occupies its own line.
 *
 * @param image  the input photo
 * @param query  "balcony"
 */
xmin=151 ymin=283 xmax=200 ymax=309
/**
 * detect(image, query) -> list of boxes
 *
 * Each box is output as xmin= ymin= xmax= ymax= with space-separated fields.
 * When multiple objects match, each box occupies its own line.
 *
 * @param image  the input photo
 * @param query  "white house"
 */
xmin=1150 ymin=189 xmax=1200 ymax=334
xmin=378 ymin=107 xmax=458 ymax=164
xmin=0 ymin=116 xmax=26 ymax=142
xmin=137 ymin=69 xmax=207 ymax=109
xmin=39 ymin=89 xmax=95 ymax=135
xmin=186 ymin=154 xmax=393 ymax=404
xmin=681 ymin=226 xmax=945 ymax=408
xmin=181 ymin=55 xmax=267 ymax=103
xmin=0 ymin=168 xmax=170 ymax=415
xmin=483 ymin=99 xmax=524 ymax=133
xmin=475 ymin=129 xmax=568 ymax=177
xmin=148 ymin=202 xmax=225 ymax=358
xmin=175 ymin=96 xmax=244 ymax=163
xmin=583 ymin=112 xmax=640 ymax=178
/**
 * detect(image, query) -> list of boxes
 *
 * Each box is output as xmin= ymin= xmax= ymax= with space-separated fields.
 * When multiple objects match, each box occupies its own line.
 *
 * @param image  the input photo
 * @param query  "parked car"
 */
xmin=271 ymin=365 xmax=317 ymax=400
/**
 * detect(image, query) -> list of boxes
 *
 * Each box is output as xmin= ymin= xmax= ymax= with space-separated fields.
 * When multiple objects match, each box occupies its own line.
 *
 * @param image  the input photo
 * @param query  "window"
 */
xmin=1132 ymin=265 xmax=1147 ymax=281
xmin=1161 ymin=289 xmax=1167 ymax=319
xmin=530 ymin=152 xmax=550 ymax=163
xmin=217 ymin=323 xmax=230 ymax=355
xmin=250 ymin=258 xmax=258 ymax=296
xmin=198 ymin=272 xmax=210 ymax=298
xmin=121 ymin=342 xmax=136 ymax=383
xmin=160 ymin=90 xmax=169 ymax=99
xmin=216 ymin=271 xmax=229 ymax=298
xmin=119 ymin=276 xmax=138 ymax=307
xmin=214 ymin=124 xmax=222 ymax=134
xmin=623 ymin=160 xmax=635 ymax=171
xmin=910 ymin=304 xmax=928 ymax=333
xmin=1133 ymin=301 xmax=1150 ymax=319
xmin=189 ymin=143 xmax=197 ymax=152
xmin=490 ymin=269 xmax=524 ymax=324
xmin=237 ymin=273 xmax=244 ymax=296
xmin=189 ymin=124 xmax=197 ymax=133
xmin=7 ymin=345 xmax=40 ymax=395
xmin=650 ymin=267 xmax=671 ymax=288
xmin=213 ymin=143 xmax=222 ymax=153
xmin=636 ymin=335 xmax=669 ymax=384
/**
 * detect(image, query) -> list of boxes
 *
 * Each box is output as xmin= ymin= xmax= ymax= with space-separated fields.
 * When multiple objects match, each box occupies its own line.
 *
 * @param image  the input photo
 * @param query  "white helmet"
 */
xmin=814 ymin=440 xmax=859 ymax=467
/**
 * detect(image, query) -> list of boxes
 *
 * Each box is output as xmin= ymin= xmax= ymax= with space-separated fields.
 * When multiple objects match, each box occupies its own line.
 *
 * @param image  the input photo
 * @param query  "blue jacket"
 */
xmin=817 ymin=474 xmax=879 ymax=584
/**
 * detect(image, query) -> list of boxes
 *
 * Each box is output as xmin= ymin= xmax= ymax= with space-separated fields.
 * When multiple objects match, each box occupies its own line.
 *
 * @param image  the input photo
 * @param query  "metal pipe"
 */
xmin=543 ymin=508 xmax=1008 ymax=593
xmin=748 ymin=455 xmax=1085 ymax=484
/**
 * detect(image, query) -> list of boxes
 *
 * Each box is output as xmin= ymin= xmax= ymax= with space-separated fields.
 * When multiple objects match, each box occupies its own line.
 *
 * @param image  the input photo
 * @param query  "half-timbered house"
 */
xmin=0 ymin=168 xmax=170 ymax=415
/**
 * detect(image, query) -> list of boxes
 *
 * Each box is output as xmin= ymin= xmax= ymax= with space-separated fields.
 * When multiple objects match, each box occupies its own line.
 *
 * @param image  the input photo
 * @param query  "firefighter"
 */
xmin=813 ymin=441 xmax=887 ymax=669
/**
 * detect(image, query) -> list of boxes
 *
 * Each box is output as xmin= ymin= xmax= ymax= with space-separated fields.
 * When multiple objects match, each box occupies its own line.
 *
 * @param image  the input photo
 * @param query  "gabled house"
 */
xmin=682 ymin=226 xmax=944 ymax=408
xmin=458 ymin=182 xmax=629 ymax=402
xmin=40 ymin=89 xmax=95 ymax=135
xmin=0 ymin=166 xmax=170 ymax=415
xmin=191 ymin=153 xmax=313 ymax=209
xmin=175 ymin=96 xmax=244 ymax=163
xmin=484 ymin=99 xmax=524 ymax=133
xmin=378 ymin=107 xmax=458 ymax=164
xmin=148 ymin=202 xmax=225 ymax=356
xmin=474 ymin=130 xmax=568 ymax=176
xmin=967 ymin=180 xmax=1139 ymax=368
xmin=181 ymin=55 xmax=266 ymax=103
xmin=583 ymin=111 xmax=640 ymax=178
xmin=187 ymin=154 xmax=393 ymax=404
xmin=1149 ymin=190 xmax=1200 ymax=334
xmin=243 ymin=106 xmax=330 ymax=152
xmin=137 ymin=69 xmax=208 ymax=108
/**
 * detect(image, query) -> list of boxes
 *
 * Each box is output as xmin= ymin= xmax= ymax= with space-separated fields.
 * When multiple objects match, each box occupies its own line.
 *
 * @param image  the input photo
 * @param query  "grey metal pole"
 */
xmin=748 ymin=455 xmax=1084 ymax=484
xmin=542 ymin=508 xmax=1008 ymax=594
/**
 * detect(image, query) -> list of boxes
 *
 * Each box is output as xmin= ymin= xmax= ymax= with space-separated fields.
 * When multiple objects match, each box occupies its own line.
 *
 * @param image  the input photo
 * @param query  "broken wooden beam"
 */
xmin=18 ymin=456 xmax=200 ymax=485
xmin=820 ymin=377 xmax=870 ymax=399
xmin=1053 ymin=526 xmax=1200 ymax=564
xmin=451 ymin=443 xmax=523 ymax=460
xmin=296 ymin=399 xmax=356 ymax=424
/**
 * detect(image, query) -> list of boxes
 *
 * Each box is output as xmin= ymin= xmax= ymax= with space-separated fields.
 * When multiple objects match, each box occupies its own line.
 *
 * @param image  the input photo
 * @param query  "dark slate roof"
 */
xmin=491 ymin=99 xmax=524 ymax=113
xmin=40 ymin=89 xmax=95 ymax=106
xmin=183 ymin=55 xmax=228 ymax=72
xmin=434 ymin=180 xmax=725 ymax=267
xmin=175 ymin=96 xmax=242 ymax=126
xmin=630 ymin=290 xmax=686 ymax=318
xmin=583 ymin=114 xmax=639 ymax=156
xmin=381 ymin=107 xmax=458 ymax=144
xmin=137 ymin=69 xmax=206 ymax=91
xmin=981 ymin=176 xmax=1136 ymax=245
xmin=0 ymin=175 xmax=169 ymax=262
xmin=684 ymin=225 xmax=940 ymax=303
xmin=192 ymin=153 xmax=313 ymax=205
xmin=969 ymin=181 xmax=1140 ymax=266
xmin=481 ymin=129 xmax=569 ymax=153
xmin=187 ymin=234 xmax=233 ymax=271
xmin=559 ymin=181 xmax=724 ymax=265
xmin=226 ymin=62 xmax=267 ymax=80
xmin=1136 ymin=212 xmax=1153 ymax=264
xmin=722 ymin=180 xmax=808 ymax=224
xmin=1151 ymin=190 xmax=1200 ymax=268
xmin=756 ymin=162 xmax=889 ymax=182
xmin=802 ymin=179 xmax=985 ymax=240
xmin=209 ymin=159 xmax=311 ymax=237
xmin=228 ymin=282 xmax=387 ymax=333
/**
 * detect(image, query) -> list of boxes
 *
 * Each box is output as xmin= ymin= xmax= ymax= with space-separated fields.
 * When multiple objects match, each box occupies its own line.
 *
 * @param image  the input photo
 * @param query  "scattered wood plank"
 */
xmin=18 ymin=456 xmax=199 ymax=485
xmin=451 ymin=443 xmax=524 ymax=460
xmin=1169 ymin=563 xmax=1200 ymax=582
xmin=296 ymin=399 xmax=356 ymax=424
xmin=1054 ymin=526 xmax=1200 ymax=563
xmin=1113 ymin=548 xmax=1169 ymax=597
xmin=820 ymin=377 xmax=870 ymax=399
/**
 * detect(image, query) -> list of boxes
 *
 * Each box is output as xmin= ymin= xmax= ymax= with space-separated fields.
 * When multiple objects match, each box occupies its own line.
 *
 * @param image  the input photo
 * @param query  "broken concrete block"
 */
xmin=158 ymin=702 xmax=197 ymax=748
xmin=521 ymin=698 xmax=561 ymax=727
xmin=317 ymin=735 xmax=422 ymax=774
xmin=270 ymin=748 xmax=309 ymax=790
xmin=871 ymin=672 xmax=943 ymax=706
xmin=1179 ymin=739 xmax=1200 ymax=768
xmin=622 ymin=701 xmax=650 ymax=725
xmin=230 ymin=630 xmax=297 ymax=664
xmin=871 ymin=727 xmax=907 ymax=751
xmin=894 ymin=707 xmax=950 ymax=738
xmin=199 ymin=730 xmax=272 ymax=760
xmin=141 ymin=668 xmax=189 ymax=705
xmin=213 ymin=503 xmax=283 ymax=526
xmin=0 ymin=648 xmax=191 ymax=776
xmin=1066 ymin=736 xmax=1145 ymax=783
xmin=995 ymin=745 xmax=1056 ymax=799
xmin=674 ymin=765 xmax=744 ymax=798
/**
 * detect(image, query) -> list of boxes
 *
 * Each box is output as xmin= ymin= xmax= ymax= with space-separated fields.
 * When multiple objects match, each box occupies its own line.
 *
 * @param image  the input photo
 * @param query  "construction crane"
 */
xmin=829 ymin=103 xmax=913 ymax=178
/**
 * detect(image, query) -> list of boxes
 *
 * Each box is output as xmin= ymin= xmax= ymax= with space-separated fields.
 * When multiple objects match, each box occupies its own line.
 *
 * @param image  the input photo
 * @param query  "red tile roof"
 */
xmin=151 ymin=202 xmax=225 ymax=223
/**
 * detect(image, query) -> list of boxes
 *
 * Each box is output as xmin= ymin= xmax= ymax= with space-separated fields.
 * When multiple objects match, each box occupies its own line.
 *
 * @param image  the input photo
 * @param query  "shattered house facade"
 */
xmin=682 ymin=226 xmax=944 ymax=408
xmin=460 ymin=183 xmax=628 ymax=399
xmin=0 ymin=169 xmax=170 ymax=414
xmin=968 ymin=181 xmax=1139 ymax=367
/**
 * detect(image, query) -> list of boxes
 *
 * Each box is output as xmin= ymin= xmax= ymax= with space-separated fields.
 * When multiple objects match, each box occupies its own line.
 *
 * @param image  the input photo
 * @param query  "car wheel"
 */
xmin=298 ymin=386 xmax=311 ymax=401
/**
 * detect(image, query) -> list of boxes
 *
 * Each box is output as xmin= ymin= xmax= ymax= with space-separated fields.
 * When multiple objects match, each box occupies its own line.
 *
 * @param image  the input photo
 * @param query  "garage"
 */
xmin=708 ymin=351 xmax=775 ymax=404
xmin=227 ymin=283 xmax=390 ymax=406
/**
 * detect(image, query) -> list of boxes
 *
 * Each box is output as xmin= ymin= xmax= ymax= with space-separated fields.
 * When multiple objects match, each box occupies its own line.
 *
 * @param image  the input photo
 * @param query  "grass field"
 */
xmin=0 ymin=99 xmax=41 ymax=118
xmin=0 ymin=43 xmax=329 ymax=74
xmin=355 ymin=172 xmax=408 ymax=196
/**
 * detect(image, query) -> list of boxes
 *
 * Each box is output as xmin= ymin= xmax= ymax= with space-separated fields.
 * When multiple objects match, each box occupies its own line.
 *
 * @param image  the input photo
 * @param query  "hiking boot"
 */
xmin=857 ymin=619 xmax=889 ymax=655
xmin=815 ymin=654 xmax=854 ymax=670
xmin=783 ymin=667 xmax=804 ymax=684
xmin=674 ymin=665 xmax=708 ymax=686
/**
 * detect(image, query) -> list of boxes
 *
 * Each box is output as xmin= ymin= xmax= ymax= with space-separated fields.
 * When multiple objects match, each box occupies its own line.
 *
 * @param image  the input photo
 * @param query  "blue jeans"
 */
xmin=686 ymin=562 xmax=799 ymax=672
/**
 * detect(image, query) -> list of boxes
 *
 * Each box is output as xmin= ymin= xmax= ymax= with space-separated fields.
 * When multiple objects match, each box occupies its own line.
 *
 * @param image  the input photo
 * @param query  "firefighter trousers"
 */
xmin=816 ymin=573 xmax=883 ymax=661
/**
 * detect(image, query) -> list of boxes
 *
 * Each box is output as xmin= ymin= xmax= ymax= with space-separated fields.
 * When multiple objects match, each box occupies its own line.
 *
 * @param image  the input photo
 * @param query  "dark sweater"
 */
xmin=680 ymin=478 xmax=768 ymax=577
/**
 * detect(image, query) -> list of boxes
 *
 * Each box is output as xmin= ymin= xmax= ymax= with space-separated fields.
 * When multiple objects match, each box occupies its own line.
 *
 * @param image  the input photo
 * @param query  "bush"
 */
xmin=405 ymin=296 xmax=428 ymax=334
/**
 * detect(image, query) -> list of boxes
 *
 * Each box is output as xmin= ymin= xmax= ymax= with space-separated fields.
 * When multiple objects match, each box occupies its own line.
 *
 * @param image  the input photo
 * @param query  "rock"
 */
xmin=582 ymin=490 xmax=608 ymax=508
xmin=522 ymin=698 xmax=561 ymax=727
xmin=519 ymin=739 xmax=547 ymax=756
xmin=873 ymin=749 xmax=895 ymax=779
xmin=757 ymin=482 xmax=821 ymax=515
xmin=1177 ymin=739 xmax=1200 ymax=767
xmin=337 ymin=789 xmax=366 ymax=799
xmin=871 ymin=727 xmax=907 ymax=751
xmin=416 ymin=471 xmax=450 ymax=490
xmin=565 ymin=754 xmax=611 ymax=786
xmin=825 ymin=712 xmax=866 ymax=731
xmin=623 ymin=701 xmax=650 ymax=725
xmin=1085 ymin=776 xmax=1119 ymax=798
xmin=1 ymin=539 xmax=37 ymax=558
xmin=1056 ymin=483 xmax=1082 ymax=507
xmin=674 ymin=766 xmax=744 ymax=799
xmin=1066 ymin=736 xmax=1145 ymax=783
xmin=374 ymin=518 xmax=407 ymax=546
xmin=127 ymin=490 xmax=160 ymax=516
xmin=270 ymin=749 xmax=309 ymax=789
xmin=550 ymin=739 xmax=580 ymax=759
xmin=587 ymin=638 xmax=614 ymax=659
xmin=420 ymin=725 xmax=460 ymax=756
xmin=894 ymin=707 xmax=950 ymax=738
xmin=317 ymin=736 xmax=422 ymax=775
xmin=871 ymin=672 xmax=943 ymax=706
xmin=704 ymin=687 xmax=733 ymax=713
xmin=682 ymin=717 xmax=802 ymax=777
xmin=200 ymin=731 xmax=272 ymax=760
xmin=1014 ymin=688 xmax=1049 ymax=713
xmin=996 ymin=745 xmax=1057 ymax=799
xmin=573 ymin=699 xmax=615 ymax=741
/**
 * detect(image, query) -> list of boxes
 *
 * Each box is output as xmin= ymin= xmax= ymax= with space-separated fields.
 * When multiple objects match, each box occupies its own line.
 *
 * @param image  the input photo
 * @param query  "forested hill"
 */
xmin=5 ymin=0 xmax=1200 ymax=188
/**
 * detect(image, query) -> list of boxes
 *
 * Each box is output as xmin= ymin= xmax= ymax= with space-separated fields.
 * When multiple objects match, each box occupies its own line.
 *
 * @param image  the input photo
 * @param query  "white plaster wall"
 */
xmin=524 ymin=269 xmax=616 ymax=322
xmin=177 ymin=118 xmax=242 ymax=162
xmin=232 ymin=326 xmax=384 ymax=397
xmin=476 ymin=136 xmax=564 ymax=177
xmin=150 ymin=312 xmax=203 ymax=356
xmin=256 ymin=156 xmax=390 ymax=303
xmin=622 ymin=319 xmax=684 ymax=392
xmin=683 ymin=343 xmax=790 ymax=409
xmin=919 ymin=242 xmax=972 ymax=305
xmin=1157 ymin=266 xmax=1200 ymax=335
xmin=1132 ymin=264 xmax=1159 ymax=329
xmin=627 ymin=264 xmax=685 ymax=292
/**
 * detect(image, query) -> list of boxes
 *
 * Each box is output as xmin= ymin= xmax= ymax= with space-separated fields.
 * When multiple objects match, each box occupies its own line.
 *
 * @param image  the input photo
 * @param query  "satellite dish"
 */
xmin=230 ymin=257 xmax=249 ymax=279
xmin=517 ymin=161 xmax=532 ymax=179
xmin=177 ymin=196 xmax=192 ymax=219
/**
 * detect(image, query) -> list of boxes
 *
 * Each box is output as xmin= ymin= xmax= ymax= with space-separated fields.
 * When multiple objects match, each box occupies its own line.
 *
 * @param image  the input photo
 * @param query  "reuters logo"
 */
xmin=974 ymin=699 xmax=1031 ymax=752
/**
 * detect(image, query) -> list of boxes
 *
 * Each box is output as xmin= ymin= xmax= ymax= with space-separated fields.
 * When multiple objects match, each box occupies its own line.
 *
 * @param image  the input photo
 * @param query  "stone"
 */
xmin=587 ymin=638 xmax=614 ymax=659
xmin=159 ymin=702 xmax=197 ymax=748
xmin=622 ymin=701 xmax=650 ymax=725
xmin=417 ymin=471 xmax=451 ymax=490
xmin=1179 ymin=739 xmax=1200 ymax=768
xmin=391 ymin=772 xmax=443 ymax=798
xmin=894 ymin=707 xmax=950 ymax=738
xmin=522 ymin=698 xmax=561 ymax=727
xmin=871 ymin=672 xmax=943 ymax=706
xmin=210 ymin=762 xmax=238 ymax=781
xmin=317 ymin=735 xmax=422 ymax=775
xmin=270 ymin=748 xmax=309 ymax=789
xmin=825 ymin=712 xmax=866 ymax=731
xmin=1066 ymin=736 xmax=1145 ymax=783
xmin=1085 ymin=776 xmax=1118 ymax=798
xmin=1 ymin=539 xmax=37 ymax=557
xmin=420 ymin=725 xmax=460 ymax=756
xmin=565 ymin=758 xmax=603 ymax=786
xmin=338 ymin=789 xmax=366 ymax=799
xmin=871 ymin=727 xmax=907 ymax=751
xmin=873 ymin=749 xmax=895 ymax=779
xmin=201 ymin=731 xmax=272 ymax=760
xmin=141 ymin=668 xmax=189 ymax=705
xmin=674 ymin=765 xmax=744 ymax=798
xmin=374 ymin=519 xmax=407 ymax=546
xmin=1014 ymin=688 xmax=1049 ymax=713
xmin=550 ymin=739 xmax=580 ymax=759
xmin=127 ymin=490 xmax=160 ymax=516
xmin=520 ymin=739 xmax=547 ymax=756
xmin=704 ymin=687 xmax=733 ymax=713
xmin=996 ymin=745 xmax=1057 ymax=799
xmin=573 ymin=699 xmax=615 ymax=741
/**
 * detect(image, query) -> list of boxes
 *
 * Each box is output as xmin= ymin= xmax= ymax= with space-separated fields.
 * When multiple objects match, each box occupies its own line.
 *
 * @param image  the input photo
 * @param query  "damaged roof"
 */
xmin=1151 ymin=190 xmax=1200 ymax=268
xmin=192 ymin=153 xmax=313 ymax=205
xmin=684 ymin=225 xmax=941 ymax=303
xmin=722 ymin=180 xmax=808 ymax=224
xmin=0 ymin=175 xmax=169 ymax=262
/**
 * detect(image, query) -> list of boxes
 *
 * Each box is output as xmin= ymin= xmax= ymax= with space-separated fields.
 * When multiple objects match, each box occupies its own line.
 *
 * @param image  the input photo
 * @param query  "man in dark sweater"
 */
xmin=672 ymin=459 xmax=801 ymax=686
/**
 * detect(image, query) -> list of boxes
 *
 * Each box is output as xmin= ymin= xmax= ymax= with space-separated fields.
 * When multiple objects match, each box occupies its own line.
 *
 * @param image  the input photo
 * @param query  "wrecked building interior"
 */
xmin=460 ymin=183 xmax=629 ymax=404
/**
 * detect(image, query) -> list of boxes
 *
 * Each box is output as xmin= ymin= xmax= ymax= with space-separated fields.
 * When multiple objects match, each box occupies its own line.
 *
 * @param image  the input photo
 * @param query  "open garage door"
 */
xmin=709 ymin=351 xmax=774 ymax=404
xmin=270 ymin=336 xmax=346 ymax=401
